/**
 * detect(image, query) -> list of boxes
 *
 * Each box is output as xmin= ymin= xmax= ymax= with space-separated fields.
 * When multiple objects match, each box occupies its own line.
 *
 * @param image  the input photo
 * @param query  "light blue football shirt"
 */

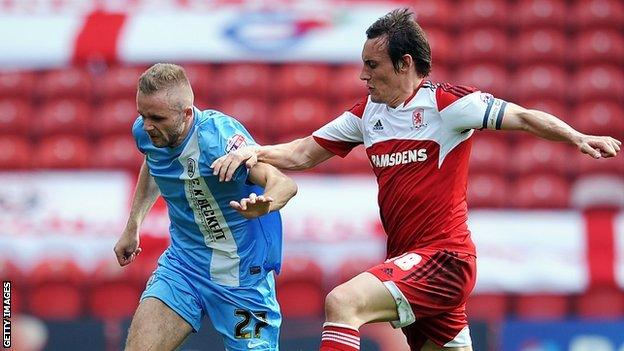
xmin=133 ymin=107 xmax=282 ymax=287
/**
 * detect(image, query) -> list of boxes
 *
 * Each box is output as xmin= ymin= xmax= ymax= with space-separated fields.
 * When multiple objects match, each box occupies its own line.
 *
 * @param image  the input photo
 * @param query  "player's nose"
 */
xmin=143 ymin=122 xmax=154 ymax=131
xmin=360 ymin=69 xmax=370 ymax=81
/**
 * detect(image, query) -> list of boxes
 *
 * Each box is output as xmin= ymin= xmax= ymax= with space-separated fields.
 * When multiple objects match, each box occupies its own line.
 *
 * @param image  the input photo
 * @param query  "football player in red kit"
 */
xmin=212 ymin=8 xmax=621 ymax=351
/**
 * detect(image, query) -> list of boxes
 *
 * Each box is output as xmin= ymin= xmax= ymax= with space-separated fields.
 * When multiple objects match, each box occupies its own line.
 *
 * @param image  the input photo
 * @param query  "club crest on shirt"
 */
xmin=412 ymin=108 xmax=427 ymax=130
xmin=187 ymin=158 xmax=196 ymax=178
xmin=226 ymin=134 xmax=247 ymax=153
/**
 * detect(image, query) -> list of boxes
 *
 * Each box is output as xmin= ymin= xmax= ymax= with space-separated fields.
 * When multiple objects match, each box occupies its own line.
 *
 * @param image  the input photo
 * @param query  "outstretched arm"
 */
xmin=500 ymin=102 xmax=621 ymax=158
xmin=212 ymin=136 xmax=335 ymax=181
xmin=229 ymin=162 xmax=298 ymax=219
xmin=113 ymin=159 xmax=161 ymax=266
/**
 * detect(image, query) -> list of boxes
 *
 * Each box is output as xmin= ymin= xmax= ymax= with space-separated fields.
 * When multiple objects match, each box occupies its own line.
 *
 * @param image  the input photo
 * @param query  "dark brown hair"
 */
xmin=366 ymin=8 xmax=432 ymax=77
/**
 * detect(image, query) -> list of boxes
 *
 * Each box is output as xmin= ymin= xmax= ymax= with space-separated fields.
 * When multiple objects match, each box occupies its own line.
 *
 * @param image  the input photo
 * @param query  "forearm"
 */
xmin=256 ymin=137 xmax=321 ymax=171
xmin=516 ymin=109 xmax=584 ymax=145
xmin=125 ymin=160 xmax=161 ymax=230
xmin=262 ymin=172 xmax=298 ymax=212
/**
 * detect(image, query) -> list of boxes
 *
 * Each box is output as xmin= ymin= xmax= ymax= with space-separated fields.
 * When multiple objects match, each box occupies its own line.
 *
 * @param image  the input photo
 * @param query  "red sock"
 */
xmin=319 ymin=322 xmax=360 ymax=351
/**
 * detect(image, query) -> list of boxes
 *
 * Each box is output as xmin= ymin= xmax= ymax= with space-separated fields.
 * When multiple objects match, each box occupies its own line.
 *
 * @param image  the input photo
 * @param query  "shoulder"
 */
xmin=132 ymin=116 xmax=148 ymax=141
xmin=346 ymin=96 xmax=369 ymax=118
xmin=195 ymin=108 xmax=254 ymax=152
xmin=434 ymin=82 xmax=479 ymax=111
xmin=132 ymin=115 xmax=143 ymax=133
xmin=195 ymin=108 xmax=243 ymax=133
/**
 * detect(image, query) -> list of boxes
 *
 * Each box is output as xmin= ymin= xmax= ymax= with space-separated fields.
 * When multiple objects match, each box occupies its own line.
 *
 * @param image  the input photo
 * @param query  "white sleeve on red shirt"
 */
xmin=312 ymin=98 xmax=365 ymax=157
xmin=436 ymin=84 xmax=508 ymax=132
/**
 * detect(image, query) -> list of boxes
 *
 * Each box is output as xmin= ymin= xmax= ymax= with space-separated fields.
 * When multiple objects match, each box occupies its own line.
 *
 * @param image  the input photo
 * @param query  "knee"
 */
xmin=324 ymin=284 xmax=364 ymax=322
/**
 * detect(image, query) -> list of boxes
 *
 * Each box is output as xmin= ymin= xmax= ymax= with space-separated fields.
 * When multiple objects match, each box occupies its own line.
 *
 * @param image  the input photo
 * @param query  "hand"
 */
xmin=230 ymin=193 xmax=274 ymax=219
xmin=113 ymin=228 xmax=142 ymax=267
xmin=211 ymin=146 xmax=259 ymax=182
xmin=577 ymin=135 xmax=621 ymax=159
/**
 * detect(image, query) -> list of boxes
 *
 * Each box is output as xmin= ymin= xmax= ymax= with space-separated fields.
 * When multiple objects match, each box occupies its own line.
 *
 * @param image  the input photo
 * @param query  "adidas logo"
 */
xmin=382 ymin=268 xmax=394 ymax=277
xmin=373 ymin=119 xmax=384 ymax=131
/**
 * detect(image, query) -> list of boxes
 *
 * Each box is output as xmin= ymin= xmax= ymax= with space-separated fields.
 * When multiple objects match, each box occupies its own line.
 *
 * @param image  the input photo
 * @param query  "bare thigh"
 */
xmin=125 ymin=297 xmax=193 ymax=351
xmin=421 ymin=340 xmax=472 ymax=351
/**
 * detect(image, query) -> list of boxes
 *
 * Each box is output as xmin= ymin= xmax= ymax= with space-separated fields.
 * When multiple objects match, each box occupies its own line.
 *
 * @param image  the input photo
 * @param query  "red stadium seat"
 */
xmin=469 ymin=135 xmax=509 ymax=174
xmin=0 ymin=136 xmax=32 ymax=169
xmin=573 ymin=30 xmax=624 ymax=66
xmin=215 ymin=63 xmax=271 ymax=99
xmin=181 ymin=64 xmax=212 ymax=102
xmin=88 ymin=260 xmax=142 ymax=320
xmin=276 ymin=257 xmax=324 ymax=318
xmin=0 ymin=70 xmax=36 ymax=98
xmin=272 ymin=98 xmax=329 ymax=139
xmin=328 ymin=64 xmax=368 ymax=102
xmin=510 ymin=174 xmax=571 ymax=208
xmin=0 ymin=99 xmax=31 ymax=135
xmin=513 ymin=29 xmax=567 ymax=65
xmin=29 ymin=283 xmax=83 ymax=319
xmin=466 ymin=294 xmax=508 ymax=322
xmin=573 ymin=100 xmax=624 ymax=138
xmin=576 ymin=288 xmax=624 ymax=319
xmin=96 ymin=98 xmax=138 ymax=137
xmin=510 ymin=139 xmax=572 ymax=176
xmin=28 ymin=259 xmax=86 ymax=319
xmin=217 ymin=97 xmax=269 ymax=143
xmin=274 ymin=64 xmax=330 ymax=98
xmin=457 ymin=28 xmax=509 ymax=64
xmin=0 ymin=259 xmax=24 ymax=280
xmin=467 ymin=173 xmax=509 ymax=208
xmin=513 ymin=0 xmax=568 ymax=29
xmin=571 ymin=0 xmax=624 ymax=30
xmin=458 ymin=0 xmax=509 ymax=29
xmin=575 ymin=151 xmax=624 ymax=176
xmin=35 ymin=99 xmax=90 ymax=136
xmin=36 ymin=67 xmax=93 ymax=100
xmin=92 ymin=135 xmax=143 ymax=170
xmin=455 ymin=64 xmax=509 ymax=97
xmin=411 ymin=0 xmax=454 ymax=29
xmin=574 ymin=65 xmax=624 ymax=103
xmin=515 ymin=65 xmax=568 ymax=101
xmin=98 ymin=66 xmax=146 ymax=100
xmin=29 ymin=259 xmax=85 ymax=285
xmin=337 ymin=145 xmax=372 ymax=174
xmin=515 ymin=294 xmax=569 ymax=320
xmin=36 ymin=135 xmax=90 ymax=169
xmin=426 ymin=28 xmax=454 ymax=65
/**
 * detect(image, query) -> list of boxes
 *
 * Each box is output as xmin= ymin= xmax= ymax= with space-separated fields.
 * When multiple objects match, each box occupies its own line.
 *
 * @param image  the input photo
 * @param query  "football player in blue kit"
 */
xmin=113 ymin=63 xmax=298 ymax=351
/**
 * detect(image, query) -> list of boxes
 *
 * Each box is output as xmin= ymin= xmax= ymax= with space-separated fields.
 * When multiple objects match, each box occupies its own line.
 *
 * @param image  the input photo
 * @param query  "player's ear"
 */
xmin=184 ymin=106 xmax=193 ymax=120
xmin=399 ymin=54 xmax=413 ymax=73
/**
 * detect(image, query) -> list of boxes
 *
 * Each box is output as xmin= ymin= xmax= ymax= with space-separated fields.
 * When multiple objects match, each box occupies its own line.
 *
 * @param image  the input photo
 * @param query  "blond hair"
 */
xmin=138 ymin=63 xmax=194 ymax=109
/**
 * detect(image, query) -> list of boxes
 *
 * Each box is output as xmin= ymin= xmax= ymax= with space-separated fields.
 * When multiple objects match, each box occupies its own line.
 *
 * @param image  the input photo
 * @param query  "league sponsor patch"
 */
xmin=226 ymin=134 xmax=247 ymax=153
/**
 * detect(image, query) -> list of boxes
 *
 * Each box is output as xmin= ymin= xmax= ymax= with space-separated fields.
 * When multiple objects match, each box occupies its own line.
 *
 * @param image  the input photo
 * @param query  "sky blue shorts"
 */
xmin=141 ymin=252 xmax=281 ymax=351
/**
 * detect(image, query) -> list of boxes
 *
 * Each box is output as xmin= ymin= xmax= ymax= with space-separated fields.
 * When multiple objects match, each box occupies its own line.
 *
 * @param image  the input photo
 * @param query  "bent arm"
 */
xmin=256 ymin=136 xmax=335 ymax=171
xmin=125 ymin=159 xmax=161 ymax=230
xmin=248 ymin=162 xmax=298 ymax=212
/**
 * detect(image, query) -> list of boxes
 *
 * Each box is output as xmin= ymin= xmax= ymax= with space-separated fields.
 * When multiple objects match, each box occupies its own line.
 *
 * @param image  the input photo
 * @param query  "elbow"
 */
xmin=284 ymin=176 xmax=298 ymax=200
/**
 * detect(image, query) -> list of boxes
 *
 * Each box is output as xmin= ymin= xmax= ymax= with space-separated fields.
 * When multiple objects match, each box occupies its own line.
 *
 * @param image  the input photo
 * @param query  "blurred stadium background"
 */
xmin=0 ymin=0 xmax=623 ymax=350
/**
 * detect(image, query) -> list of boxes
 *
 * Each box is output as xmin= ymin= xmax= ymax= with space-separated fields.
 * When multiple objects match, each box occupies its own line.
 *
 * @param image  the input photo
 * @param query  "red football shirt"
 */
xmin=312 ymin=82 xmax=508 ymax=257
